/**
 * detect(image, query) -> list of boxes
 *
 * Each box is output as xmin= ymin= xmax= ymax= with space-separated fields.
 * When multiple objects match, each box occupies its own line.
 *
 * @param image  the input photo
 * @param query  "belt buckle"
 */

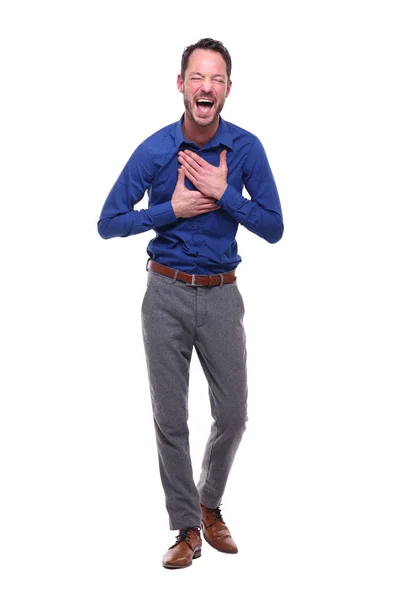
xmin=186 ymin=274 xmax=203 ymax=287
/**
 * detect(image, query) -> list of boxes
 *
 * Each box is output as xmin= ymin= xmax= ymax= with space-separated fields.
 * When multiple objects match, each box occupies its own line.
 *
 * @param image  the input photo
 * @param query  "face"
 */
xmin=177 ymin=49 xmax=232 ymax=128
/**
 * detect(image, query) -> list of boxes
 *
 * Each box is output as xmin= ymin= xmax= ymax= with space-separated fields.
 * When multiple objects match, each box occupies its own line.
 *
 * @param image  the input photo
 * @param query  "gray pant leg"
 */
xmin=141 ymin=271 xmax=201 ymax=530
xmin=194 ymin=281 xmax=248 ymax=508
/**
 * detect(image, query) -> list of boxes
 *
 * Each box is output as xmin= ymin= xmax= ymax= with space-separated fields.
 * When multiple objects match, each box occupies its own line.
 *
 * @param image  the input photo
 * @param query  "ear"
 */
xmin=225 ymin=80 xmax=232 ymax=98
xmin=177 ymin=74 xmax=184 ymax=94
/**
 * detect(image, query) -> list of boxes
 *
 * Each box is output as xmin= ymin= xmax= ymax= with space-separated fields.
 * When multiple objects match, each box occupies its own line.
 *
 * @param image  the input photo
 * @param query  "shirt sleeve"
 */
xmin=97 ymin=142 xmax=178 ymax=239
xmin=216 ymin=137 xmax=284 ymax=243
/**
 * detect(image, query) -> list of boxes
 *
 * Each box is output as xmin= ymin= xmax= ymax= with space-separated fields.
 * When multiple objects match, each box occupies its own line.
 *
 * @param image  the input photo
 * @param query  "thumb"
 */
xmin=219 ymin=148 xmax=227 ymax=167
xmin=176 ymin=167 xmax=185 ymax=186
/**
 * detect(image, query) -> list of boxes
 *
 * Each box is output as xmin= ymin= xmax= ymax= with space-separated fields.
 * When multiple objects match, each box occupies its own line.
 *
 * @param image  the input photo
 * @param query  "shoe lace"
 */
xmin=170 ymin=527 xmax=199 ymax=549
xmin=206 ymin=504 xmax=225 ymax=524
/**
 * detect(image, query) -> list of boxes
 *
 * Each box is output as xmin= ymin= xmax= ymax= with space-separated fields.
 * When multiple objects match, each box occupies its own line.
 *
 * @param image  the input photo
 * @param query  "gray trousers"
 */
xmin=141 ymin=267 xmax=248 ymax=530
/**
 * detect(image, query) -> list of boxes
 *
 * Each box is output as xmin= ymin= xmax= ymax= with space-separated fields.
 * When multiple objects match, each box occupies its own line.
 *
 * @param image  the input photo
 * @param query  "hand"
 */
xmin=171 ymin=168 xmax=221 ymax=218
xmin=178 ymin=149 xmax=228 ymax=201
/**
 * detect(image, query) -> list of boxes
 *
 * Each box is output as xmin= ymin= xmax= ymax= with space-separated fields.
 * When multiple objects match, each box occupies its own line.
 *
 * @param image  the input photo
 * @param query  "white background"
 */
xmin=1 ymin=0 xmax=399 ymax=598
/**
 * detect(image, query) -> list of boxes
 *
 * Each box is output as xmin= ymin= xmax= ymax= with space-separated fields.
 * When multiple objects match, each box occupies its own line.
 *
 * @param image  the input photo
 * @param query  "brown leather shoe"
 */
xmin=162 ymin=528 xmax=202 ymax=569
xmin=201 ymin=504 xmax=238 ymax=554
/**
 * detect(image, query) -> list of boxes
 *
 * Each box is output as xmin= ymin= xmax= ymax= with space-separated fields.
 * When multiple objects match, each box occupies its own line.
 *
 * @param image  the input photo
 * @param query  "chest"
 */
xmin=148 ymin=148 xmax=245 ymax=204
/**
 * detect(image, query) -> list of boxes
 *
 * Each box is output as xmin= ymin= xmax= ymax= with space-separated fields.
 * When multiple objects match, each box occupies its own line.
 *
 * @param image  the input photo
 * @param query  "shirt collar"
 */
xmin=174 ymin=114 xmax=233 ymax=151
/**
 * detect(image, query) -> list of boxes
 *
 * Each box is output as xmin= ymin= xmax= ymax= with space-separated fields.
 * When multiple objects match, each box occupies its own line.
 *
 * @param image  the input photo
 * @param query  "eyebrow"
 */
xmin=189 ymin=72 xmax=226 ymax=79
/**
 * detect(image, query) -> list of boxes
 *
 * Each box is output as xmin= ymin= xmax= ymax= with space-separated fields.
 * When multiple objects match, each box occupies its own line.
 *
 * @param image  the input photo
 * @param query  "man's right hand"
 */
xmin=171 ymin=168 xmax=221 ymax=219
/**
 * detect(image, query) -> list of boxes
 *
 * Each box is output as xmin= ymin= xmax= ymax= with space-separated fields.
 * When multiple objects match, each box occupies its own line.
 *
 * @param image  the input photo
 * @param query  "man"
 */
xmin=97 ymin=38 xmax=283 ymax=569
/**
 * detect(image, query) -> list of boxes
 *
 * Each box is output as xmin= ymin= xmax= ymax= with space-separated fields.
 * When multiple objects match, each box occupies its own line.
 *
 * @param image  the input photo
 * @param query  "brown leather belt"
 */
xmin=147 ymin=260 xmax=236 ymax=286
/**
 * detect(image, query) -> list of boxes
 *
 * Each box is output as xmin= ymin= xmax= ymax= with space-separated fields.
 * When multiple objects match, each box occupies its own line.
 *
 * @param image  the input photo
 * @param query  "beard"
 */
xmin=183 ymin=92 xmax=225 ymax=128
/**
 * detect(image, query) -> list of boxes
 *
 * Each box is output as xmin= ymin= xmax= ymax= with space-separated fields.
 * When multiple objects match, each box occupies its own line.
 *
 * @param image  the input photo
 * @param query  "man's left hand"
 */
xmin=178 ymin=149 xmax=228 ymax=201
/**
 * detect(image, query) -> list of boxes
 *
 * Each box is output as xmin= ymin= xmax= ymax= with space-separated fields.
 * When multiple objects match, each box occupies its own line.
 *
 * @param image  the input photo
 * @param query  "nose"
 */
xmin=200 ymin=77 xmax=213 ymax=93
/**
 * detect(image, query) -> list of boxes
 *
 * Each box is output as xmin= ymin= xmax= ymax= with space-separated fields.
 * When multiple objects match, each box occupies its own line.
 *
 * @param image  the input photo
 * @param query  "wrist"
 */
xmin=171 ymin=199 xmax=181 ymax=218
xmin=215 ymin=183 xmax=228 ymax=201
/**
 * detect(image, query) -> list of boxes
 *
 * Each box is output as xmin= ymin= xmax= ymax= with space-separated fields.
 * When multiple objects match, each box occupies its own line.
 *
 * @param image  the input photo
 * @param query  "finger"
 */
xmin=178 ymin=155 xmax=195 ymax=172
xmin=180 ymin=164 xmax=198 ymax=183
xmin=182 ymin=150 xmax=209 ymax=169
xmin=198 ymin=201 xmax=220 ymax=209
xmin=178 ymin=153 xmax=201 ymax=174
xmin=219 ymin=149 xmax=227 ymax=166
xmin=198 ymin=206 xmax=221 ymax=213
xmin=175 ymin=167 xmax=185 ymax=188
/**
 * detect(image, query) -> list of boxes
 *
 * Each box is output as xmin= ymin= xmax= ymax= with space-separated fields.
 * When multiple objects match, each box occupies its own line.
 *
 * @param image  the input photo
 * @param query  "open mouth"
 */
xmin=195 ymin=97 xmax=215 ymax=115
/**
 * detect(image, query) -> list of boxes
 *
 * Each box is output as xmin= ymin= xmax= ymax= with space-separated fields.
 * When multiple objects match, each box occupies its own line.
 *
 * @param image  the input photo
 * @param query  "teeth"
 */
xmin=197 ymin=99 xmax=213 ymax=104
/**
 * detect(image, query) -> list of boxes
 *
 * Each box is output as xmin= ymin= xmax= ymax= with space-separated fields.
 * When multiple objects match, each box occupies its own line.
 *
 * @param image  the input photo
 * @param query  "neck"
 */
xmin=182 ymin=113 xmax=219 ymax=147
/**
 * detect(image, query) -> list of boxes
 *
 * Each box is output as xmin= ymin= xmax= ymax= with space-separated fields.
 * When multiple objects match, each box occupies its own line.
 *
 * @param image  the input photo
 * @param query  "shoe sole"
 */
xmin=162 ymin=550 xmax=202 ymax=569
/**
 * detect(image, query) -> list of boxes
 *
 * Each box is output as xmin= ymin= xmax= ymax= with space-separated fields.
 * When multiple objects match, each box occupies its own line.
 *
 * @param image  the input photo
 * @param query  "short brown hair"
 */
xmin=181 ymin=38 xmax=232 ymax=80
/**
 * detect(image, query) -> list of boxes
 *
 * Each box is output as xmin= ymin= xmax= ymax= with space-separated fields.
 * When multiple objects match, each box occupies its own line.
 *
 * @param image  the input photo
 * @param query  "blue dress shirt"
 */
xmin=97 ymin=115 xmax=283 ymax=274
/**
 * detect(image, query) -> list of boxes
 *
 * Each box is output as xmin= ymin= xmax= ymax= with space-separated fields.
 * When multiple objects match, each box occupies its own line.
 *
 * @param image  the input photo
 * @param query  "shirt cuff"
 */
xmin=216 ymin=185 xmax=247 ymax=216
xmin=148 ymin=201 xmax=178 ymax=228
